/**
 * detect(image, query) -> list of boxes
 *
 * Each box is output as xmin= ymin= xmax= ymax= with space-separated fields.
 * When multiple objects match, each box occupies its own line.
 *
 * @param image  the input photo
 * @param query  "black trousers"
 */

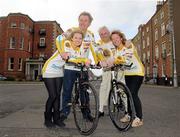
xmin=43 ymin=77 xmax=63 ymax=113
xmin=125 ymin=75 xmax=144 ymax=119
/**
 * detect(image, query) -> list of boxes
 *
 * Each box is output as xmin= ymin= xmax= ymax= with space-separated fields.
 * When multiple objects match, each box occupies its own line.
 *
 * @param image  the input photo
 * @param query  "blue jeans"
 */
xmin=61 ymin=69 xmax=90 ymax=118
xmin=61 ymin=69 xmax=79 ymax=117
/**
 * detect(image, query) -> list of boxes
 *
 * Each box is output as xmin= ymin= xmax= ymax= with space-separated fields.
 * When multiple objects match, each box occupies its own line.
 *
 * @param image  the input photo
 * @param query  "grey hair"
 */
xmin=98 ymin=26 xmax=110 ymax=34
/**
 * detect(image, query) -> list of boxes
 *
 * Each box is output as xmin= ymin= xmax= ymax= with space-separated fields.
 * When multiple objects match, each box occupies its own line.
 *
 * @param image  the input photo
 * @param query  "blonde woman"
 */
xmin=42 ymin=36 xmax=66 ymax=128
xmin=60 ymin=29 xmax=94 ymax=122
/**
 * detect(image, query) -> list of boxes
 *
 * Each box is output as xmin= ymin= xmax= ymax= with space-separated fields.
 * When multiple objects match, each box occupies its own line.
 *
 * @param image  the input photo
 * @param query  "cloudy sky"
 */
xmin=0 ymin=0 xmax=157 ymax=40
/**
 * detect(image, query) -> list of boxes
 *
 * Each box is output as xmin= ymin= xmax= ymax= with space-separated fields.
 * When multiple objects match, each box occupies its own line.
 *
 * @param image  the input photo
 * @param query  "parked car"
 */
xmin=0 ymin=75 xmax=7 ymax=80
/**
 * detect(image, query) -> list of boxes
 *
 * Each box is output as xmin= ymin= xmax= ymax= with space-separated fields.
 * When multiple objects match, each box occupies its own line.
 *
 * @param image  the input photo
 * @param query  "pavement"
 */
xmin=0 ymin=82 xmax=180 ymax=137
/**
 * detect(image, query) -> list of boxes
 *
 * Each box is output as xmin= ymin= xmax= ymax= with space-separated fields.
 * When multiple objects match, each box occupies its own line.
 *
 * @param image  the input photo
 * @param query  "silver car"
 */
xmin=0 ymin=75 xmax=7 ymax=80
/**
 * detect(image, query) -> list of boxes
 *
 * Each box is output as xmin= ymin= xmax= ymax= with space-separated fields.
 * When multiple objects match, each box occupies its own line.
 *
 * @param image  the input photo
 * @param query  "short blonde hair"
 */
xmin=110 ymin=30 xmax=127 ymax=45
xmin=78 ymin=11 xmax=93 ymax=24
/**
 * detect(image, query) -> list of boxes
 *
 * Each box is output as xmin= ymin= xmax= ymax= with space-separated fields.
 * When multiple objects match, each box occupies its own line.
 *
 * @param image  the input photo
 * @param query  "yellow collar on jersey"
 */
xmin=64 ymin=40 xmax=80 ymax=51
xmin=117 ymin=44 xmax=125 ymax=51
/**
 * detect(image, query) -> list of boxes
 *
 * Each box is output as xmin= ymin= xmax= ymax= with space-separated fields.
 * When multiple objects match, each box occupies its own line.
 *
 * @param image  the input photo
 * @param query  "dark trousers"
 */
xmin=43 ymin=77 xmax=63 ymax=113
xmin=61 ymin=69 xmax=79 ymax=116
xmin=61 ymin=69 xmax=90 ymax=117
xmin=125 ymin=75 xmax=143 ymax=119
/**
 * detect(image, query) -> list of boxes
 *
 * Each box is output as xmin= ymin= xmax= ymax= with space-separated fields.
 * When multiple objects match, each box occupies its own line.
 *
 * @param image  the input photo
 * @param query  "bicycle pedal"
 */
xmin=67 ymin=103 xmax=72 ymax=106
xmin=86 ymin=89 xmax=92 ymax=93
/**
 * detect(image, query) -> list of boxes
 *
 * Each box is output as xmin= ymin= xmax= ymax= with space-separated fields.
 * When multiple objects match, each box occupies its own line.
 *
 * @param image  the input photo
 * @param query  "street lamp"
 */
xmin=167 ymin=0 xmax=178 ymax=87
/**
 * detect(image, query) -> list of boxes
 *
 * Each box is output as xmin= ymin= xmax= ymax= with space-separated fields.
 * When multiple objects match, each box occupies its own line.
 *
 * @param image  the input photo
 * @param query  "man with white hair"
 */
xmin=97 ymin=26 xmax=115 ymax=118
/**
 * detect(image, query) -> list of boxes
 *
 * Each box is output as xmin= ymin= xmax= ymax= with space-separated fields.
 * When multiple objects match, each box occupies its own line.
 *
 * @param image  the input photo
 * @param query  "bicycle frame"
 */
xmin=70 ymin=63 xmax=99 ymax=135
xmin=111 ymin=66 xmax=126 ymax=106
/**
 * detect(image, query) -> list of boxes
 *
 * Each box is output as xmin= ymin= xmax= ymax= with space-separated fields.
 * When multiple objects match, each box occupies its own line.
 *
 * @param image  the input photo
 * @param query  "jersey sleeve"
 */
xmin=56 ymin=35 xmax=65 ymax=54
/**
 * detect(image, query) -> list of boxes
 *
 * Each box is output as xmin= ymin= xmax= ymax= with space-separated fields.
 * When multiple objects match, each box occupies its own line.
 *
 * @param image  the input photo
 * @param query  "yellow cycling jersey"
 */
xmin=42 ymin=35 xmax=66 ymax=78
xmin=63 ymin=40 xmax=89 ymax=65
xmin=115 ymin=43 xmax=145 ymax=76
xmin=60 ymin=27 xmax=98 ymax=65
xmin=95 ymin=41 xmax=115 ymax=62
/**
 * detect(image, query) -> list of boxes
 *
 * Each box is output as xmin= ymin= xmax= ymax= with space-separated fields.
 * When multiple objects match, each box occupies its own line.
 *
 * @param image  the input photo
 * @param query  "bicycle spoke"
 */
xmin=72 ymin=82 xmax=99 ymax=135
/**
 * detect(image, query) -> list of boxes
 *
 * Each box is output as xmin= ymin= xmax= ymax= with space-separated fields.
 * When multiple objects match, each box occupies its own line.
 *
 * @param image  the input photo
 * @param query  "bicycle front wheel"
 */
xmin=108 ymin=82 xmax=135 ymax=131
xmin=72 ymin=82 xmax=99 ymax=136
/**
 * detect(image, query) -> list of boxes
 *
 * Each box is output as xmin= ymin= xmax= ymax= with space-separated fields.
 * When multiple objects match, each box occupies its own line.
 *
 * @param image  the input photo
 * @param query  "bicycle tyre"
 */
xmin=72 ymin=82 xmax=99 ymax=135
xmin=108 ymin=81 xmax=135 ymax=131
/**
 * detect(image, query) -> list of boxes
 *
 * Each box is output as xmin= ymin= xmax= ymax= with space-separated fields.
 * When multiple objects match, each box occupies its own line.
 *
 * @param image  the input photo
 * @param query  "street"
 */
xmin=0 ymin=82 xmax=180 ymax=137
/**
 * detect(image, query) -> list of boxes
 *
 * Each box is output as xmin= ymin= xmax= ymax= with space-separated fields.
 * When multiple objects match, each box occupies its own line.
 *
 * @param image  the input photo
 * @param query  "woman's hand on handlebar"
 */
xmin=60 ymin=52 xmax=70 ymax=60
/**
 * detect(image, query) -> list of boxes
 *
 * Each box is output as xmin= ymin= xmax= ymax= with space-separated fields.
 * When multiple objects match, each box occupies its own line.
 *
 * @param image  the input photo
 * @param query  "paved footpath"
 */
xmin=0 ymin=82 xmax=180 ymax=137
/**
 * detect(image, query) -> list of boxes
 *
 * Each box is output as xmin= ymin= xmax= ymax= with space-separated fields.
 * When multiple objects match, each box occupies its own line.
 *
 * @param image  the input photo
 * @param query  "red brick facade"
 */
xmin=132 ymin=0 xmax=174 ymax=85
xmin=0 ymin=13 xmax=63 ymax=80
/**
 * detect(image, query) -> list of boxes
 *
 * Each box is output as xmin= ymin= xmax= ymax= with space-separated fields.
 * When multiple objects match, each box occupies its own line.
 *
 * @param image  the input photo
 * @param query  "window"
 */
xmin=39 ymin=38 xmax=45 ymax=47
xmin=162 ymin=42 xmax=166 ymax=51
xmin=155 ymin=29 xmax=158 ymax=41
xmin=142 ymin=31 xmax=144 ymax=37
xmin=161 ymin=42 xmax=166 ymax=58
xmin=154 ymin=18 xmax=157 ymax=25
xmin=161 ymin=23 xmax=166 ymax=36
xmin=143 ymin=53 xmax=146 ymax=63
xmin=18 ymin=58 xmax=23 ymax=71
xmin=146 ymin=27 xmax=149 ymax=32
xmin=9 ymin=37 xmax=16 ymax=49
xmin=39 ymin=53 xmax=45 ymax=58
xmin=143 ymin=40 xmax=145 ymax=49
xmin=160 ymin=11 xmax=164 ymax=19
xmin=147 ymin=50 xmax=150 ymax=60
xmin=28 ymin=41 xmax=31 ymax=52
xmin=10 ymin=22 xmax=17 ymax=28
xmin=147 ymin=36 xmax=150 ymax=46
xmin=39 ymin=29 xmax=46 ymax=35
xmin=155 ymin=46 xmax=159 ymax=59
xmin=147 ymin=66 xmax=150 ymax=77
xmin=20 ymin=23 xmax=25 ymax=29
xmin=20 ymin=37 xmax=24 ymax=49
xmin=8 ymin=58 xmax=14 ymax=70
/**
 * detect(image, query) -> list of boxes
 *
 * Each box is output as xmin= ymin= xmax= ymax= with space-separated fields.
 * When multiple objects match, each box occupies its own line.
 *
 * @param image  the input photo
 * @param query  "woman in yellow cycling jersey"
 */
xmin=59 ymin=29 xmax=94 ymax=122
xmin=110 ymin=30 xmax=144 ymax=127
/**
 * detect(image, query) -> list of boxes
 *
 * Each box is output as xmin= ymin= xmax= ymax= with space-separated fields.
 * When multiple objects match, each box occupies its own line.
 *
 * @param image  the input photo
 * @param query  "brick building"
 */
xmin=0 ymin=13 xmax=63 ymax=80
xmin=132 ymin=0 xmax=175 ymax=85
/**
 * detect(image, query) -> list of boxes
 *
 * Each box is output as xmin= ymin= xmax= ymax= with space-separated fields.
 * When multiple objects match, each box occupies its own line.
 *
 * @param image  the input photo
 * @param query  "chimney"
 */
xmin=156 ymin=0 xmax=165 ymax=11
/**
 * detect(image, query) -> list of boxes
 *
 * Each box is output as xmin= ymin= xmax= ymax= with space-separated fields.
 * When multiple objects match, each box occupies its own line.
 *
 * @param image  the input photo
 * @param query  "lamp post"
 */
xmin=167 ymin=0 xmax=178 ymax=87
xmin=171 ymin=21 xmax=178 ymax=87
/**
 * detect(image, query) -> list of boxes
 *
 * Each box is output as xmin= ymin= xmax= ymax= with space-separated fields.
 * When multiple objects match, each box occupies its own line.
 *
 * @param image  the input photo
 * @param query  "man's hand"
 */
xmin=100 ymin=60 xmax=108 ymax=68
xmin=85 ymin=59 xmax=91 ymax=67
xmin=106 ymin=57 xmax=114 ymax=68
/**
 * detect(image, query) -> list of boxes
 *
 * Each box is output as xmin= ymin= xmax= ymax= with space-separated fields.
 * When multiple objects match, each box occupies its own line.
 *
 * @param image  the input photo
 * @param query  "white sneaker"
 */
xmin=131 ymin=117 xmax=143 ymax=127
xmin=120 ymin=114 xmax=130 ymax=122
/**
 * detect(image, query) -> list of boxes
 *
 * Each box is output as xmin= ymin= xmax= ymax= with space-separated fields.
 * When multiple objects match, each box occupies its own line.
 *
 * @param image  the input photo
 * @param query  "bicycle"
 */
xmin=67 ymin=63 xmax=100 ymax=135
xmin=108 ymin=63 xmax=136 ymax=131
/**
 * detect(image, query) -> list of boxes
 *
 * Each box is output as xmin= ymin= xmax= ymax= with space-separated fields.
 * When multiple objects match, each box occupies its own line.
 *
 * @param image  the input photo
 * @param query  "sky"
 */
xmin=0 ymin=0 xmax=157 ymax=40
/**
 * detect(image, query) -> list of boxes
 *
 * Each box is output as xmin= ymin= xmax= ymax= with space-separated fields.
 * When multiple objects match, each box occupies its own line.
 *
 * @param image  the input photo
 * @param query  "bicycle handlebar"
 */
xmin=66 ymin=61 xmax=102 ymax=69
xmin=110 ymin=63 xmax=133 ymax=70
